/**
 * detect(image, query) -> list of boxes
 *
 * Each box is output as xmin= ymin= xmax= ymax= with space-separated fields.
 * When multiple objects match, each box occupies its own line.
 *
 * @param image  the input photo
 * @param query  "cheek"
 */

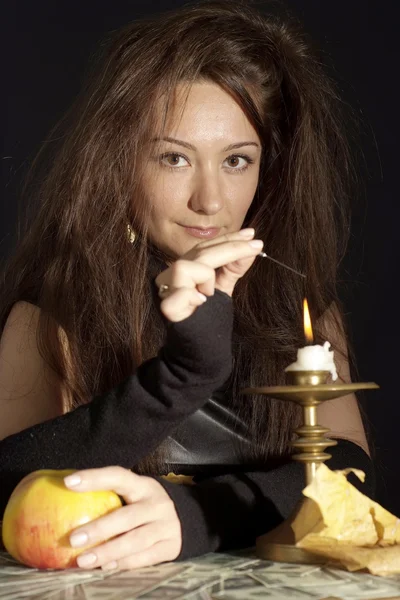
xmin=147 ymin=177 xmax=187 ymax=220
xmin=226 ymin=177 xmax=259 ymax=219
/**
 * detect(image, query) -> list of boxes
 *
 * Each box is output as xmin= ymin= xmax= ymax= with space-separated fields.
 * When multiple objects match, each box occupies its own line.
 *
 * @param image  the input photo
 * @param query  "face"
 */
xmin=141 ymin=81 xmax=262 ymax=258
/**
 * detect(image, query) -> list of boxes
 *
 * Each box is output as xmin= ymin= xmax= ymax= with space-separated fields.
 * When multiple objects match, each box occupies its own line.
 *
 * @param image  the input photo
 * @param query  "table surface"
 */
xmin=1 ymin=549 xmax=400 ymax=600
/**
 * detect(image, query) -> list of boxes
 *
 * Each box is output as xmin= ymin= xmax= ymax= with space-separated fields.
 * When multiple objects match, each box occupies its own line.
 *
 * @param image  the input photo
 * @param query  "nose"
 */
xmin=188 ymin=170 xmax=224 ymax=216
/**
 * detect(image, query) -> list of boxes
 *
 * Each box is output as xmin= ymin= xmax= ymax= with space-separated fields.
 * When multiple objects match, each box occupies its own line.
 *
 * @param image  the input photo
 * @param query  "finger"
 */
xmin=154 ymin=230 xmax=256 ymax=291
xmin=156 ymin=242 xmax=262 ymax=298
xmin=69 ymin=502 xmax=150 ymax=549
xmin=160 ymin=287 xmax=207 ymax=322
xmin=63 ymin=466 xmax=153 ymax=504
xmin=191 ymin=239 xmax=264 ymax=270
xmin=102 ymin=540 xmax=181 ymax=571
xmin=155 ymin=260 xmax=216 ymax=297
xmin=215 ymin=254 xmax=258 ymax=296
xmin=77 ymin=521 xmax=177 ymax=569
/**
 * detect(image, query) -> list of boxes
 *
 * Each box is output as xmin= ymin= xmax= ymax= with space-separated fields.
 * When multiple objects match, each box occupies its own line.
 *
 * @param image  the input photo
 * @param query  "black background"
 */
xmin=2 ymin=1 xmax=399 ymax=512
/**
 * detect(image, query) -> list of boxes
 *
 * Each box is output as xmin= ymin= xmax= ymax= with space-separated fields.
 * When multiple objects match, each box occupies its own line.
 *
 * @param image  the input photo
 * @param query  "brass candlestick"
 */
xmin=241 ymin=371 xmax=379 ymax=564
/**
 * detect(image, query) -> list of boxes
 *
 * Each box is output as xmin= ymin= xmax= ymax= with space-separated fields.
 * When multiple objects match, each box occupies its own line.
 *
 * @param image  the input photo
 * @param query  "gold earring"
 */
xmin=127 ymin=223 xmax=137 ymax=244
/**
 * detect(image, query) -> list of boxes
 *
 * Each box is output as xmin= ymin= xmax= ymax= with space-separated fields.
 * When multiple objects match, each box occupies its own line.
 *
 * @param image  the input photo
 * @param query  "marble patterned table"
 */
xmin=1 ymin=548 xmax=400 ymax=600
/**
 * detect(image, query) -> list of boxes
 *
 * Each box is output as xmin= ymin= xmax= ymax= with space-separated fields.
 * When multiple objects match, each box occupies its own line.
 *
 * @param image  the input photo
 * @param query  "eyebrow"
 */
xmin=151 ymin=137 xmax=260 ymax=152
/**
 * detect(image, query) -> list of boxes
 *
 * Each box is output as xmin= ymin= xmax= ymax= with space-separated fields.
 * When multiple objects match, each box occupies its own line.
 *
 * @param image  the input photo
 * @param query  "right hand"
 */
xmin=155 ymin=228 xmax=263 ymax=322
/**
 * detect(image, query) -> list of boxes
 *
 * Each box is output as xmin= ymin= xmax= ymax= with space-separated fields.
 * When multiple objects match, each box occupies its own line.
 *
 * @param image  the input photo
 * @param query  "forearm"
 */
xmin=158 ymin=439 xmax=375 ymax=560
xmin=0 ymin=291 xmax=233 ymax=514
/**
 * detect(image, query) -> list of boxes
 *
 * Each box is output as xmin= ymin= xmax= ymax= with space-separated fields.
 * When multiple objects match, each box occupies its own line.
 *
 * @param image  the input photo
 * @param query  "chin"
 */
xmin=150 ymin=227 xmax=205 ymax=260
xmin=160 ymin=239 xmax=196 ymax=259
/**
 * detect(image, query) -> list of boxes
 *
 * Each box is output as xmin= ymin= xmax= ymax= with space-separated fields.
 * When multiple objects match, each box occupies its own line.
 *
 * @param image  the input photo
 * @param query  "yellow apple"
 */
xmin=2 ymin=469 xmax=122 ymax=569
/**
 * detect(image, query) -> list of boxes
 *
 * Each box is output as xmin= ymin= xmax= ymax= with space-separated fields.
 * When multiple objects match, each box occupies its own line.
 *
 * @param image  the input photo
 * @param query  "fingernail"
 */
xmin=248 ymin=239 xmax=264 ymax=248
xmin=77 ymin=552 xmax=97 ymax=567
xmin=196 ymin=292 xmax=207 ymax=302
xmin=70 ymin=532 xmax=88 ymax=547
xmin=239 ymin=228 xmax=255 ymax=237
xmin=64 ymin=474 xmax=81 ymax=487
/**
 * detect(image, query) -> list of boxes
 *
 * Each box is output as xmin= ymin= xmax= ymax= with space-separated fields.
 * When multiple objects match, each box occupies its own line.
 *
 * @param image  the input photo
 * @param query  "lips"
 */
xmin=182 ymin=226 xmax=221 ymax=239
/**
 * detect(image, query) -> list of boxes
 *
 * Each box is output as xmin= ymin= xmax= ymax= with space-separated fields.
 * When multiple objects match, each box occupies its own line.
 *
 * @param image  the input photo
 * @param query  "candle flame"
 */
xmin=303 ymin=298 xmax=314 ymax=344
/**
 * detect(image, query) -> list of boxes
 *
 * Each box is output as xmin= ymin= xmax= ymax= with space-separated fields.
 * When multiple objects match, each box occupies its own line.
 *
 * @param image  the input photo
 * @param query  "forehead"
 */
xmin=156 ymin=81 xmax=259 ymax=143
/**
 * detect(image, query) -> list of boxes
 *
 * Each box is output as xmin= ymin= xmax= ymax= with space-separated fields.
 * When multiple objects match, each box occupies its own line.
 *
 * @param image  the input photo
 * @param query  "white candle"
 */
xmin=285 ymin=341 xmax=338 ymax=381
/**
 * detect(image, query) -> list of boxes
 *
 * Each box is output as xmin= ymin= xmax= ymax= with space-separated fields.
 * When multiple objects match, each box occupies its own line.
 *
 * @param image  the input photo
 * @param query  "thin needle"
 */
xmin=258 ymin=252 xmax=306 ymax=278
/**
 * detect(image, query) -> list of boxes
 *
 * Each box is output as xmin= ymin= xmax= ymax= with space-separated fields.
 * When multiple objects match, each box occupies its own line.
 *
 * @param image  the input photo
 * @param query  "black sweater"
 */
xmin=0 ymin=290 xmax=374 ymax=559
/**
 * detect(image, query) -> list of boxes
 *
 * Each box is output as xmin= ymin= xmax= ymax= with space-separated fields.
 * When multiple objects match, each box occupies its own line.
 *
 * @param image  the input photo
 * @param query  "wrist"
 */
xmin=163 ymin=290 xmax=233 ymax=384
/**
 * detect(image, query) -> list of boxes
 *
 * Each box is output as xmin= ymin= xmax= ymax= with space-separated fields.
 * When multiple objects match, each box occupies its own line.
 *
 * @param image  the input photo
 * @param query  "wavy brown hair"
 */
xmin=0 ymin=0 xmax=354 ymax=470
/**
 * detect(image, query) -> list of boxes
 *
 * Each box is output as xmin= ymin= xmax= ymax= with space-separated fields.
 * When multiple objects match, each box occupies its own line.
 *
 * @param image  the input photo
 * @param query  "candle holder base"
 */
xmin=256 ymin=540 xmax=326 ymax=565
xmin=255 ymin=501 xmax=328 ymax=564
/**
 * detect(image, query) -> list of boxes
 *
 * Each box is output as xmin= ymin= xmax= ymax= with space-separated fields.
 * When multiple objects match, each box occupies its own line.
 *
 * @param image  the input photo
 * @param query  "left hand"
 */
xmin=64 ymin=466 xmax=182 ymax=571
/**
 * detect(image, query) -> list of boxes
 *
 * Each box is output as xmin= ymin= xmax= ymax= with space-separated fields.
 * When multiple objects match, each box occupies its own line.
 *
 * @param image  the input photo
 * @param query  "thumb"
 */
xmin=214 ymin=255 xmax=256 ymax=297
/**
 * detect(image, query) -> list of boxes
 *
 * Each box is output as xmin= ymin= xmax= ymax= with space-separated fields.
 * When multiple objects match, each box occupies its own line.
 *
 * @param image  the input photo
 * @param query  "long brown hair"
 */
xmin=0 ymin=0 xmax=354 ymax=469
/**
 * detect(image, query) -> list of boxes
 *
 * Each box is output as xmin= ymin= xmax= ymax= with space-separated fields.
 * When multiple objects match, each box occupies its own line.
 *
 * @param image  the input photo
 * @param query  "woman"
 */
xmin=0 ymin=0 xmax=372 ymax=571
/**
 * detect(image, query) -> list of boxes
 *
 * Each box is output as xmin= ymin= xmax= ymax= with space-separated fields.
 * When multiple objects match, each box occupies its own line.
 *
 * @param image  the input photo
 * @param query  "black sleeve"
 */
xmin=157 ymin=439 xmax=376 ymax=560
xmin=0 ymin=290 xmax=233 ymax=515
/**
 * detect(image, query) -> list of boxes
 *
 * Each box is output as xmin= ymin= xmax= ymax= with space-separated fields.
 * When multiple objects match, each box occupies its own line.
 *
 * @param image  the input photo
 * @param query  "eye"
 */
xmin=159 ymin=152 xmax=189 ymax=170
xmin=223 ymin=154 xmax=255 ymax=173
